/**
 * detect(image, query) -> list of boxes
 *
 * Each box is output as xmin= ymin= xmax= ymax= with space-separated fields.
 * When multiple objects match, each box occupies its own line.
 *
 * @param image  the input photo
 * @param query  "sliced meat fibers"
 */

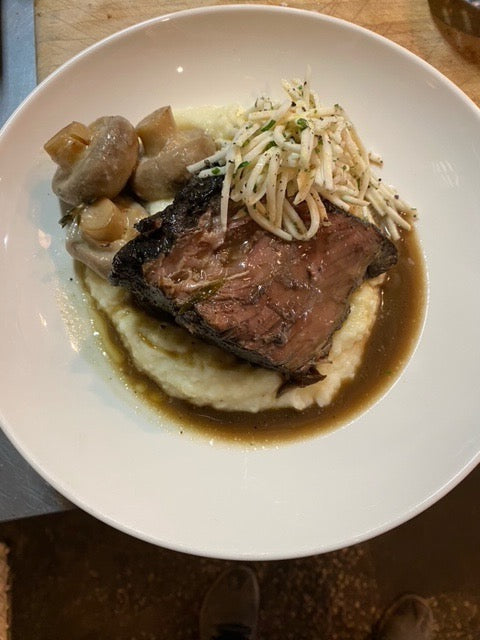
xmin=110 ymin=176 xmax=397 ymax=387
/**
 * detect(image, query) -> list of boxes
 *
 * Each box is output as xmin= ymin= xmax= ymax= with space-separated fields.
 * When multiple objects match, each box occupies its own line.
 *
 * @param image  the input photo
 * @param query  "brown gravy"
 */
xmin=81 ymin=229 xmax=426 ymax=445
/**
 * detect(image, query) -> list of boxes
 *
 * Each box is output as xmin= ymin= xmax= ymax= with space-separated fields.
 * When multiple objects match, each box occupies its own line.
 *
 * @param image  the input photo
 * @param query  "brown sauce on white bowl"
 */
xmin=81 ymin=229 xmax=426 ymax=445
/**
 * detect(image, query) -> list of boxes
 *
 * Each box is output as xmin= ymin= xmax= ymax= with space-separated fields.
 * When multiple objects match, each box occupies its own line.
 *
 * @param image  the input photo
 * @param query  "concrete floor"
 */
xmin=0 ymin=465 xmax=479 ymax=640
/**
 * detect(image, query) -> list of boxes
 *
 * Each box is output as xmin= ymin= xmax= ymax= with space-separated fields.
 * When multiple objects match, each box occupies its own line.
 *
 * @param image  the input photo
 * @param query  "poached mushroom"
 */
xmin=131 ymin=106 xmax=216 ymax=201
xmin=66 ymin=195 xmax=147 ymax=279
xmin=45 ymin=116 xmax=139 ymax=207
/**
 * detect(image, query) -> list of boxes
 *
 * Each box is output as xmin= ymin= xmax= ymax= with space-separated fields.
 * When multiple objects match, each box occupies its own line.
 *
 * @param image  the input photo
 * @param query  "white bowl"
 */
xmin=1 ymin=5 xmax=479 ymax=560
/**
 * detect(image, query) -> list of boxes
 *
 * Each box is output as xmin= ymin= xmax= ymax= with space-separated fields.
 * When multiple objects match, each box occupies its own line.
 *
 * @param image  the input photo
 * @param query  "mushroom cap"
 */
xmin=50 ymin=116 xmax=139 ymax=207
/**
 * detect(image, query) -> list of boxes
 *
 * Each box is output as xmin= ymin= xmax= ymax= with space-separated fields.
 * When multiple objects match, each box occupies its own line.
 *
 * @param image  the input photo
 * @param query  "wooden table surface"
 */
xmin=36 ymin=0 xmax=480 ymax=105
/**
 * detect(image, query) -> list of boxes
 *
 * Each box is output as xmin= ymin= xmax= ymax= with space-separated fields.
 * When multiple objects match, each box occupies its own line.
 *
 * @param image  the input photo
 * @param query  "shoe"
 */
xmin=199 ymin=566 xmax=259 ymax=640
xmin=372 ymin=593 xmax=434 ymax=640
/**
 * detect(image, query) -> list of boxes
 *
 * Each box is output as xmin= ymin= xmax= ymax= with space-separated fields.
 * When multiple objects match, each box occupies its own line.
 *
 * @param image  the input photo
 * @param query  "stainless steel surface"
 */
xmin=0 ymin=0 xmax=37 ymax=122
xmin=0 ymin=0 xmax=72 ymax=521
xmin=0 ymin=433 xmax=71 ymax=520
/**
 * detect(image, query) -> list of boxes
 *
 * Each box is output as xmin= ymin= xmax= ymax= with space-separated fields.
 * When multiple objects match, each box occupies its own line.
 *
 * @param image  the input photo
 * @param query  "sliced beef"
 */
xmin=110 ymin=176 xmax=397 ymax=387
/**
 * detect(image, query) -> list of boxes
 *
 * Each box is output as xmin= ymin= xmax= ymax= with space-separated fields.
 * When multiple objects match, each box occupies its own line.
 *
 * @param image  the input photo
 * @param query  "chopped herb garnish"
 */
xmin=264 ymin=141 xmax=278 ymax=151
xmin=211 ymin=167 xmax=221 ymax=175
xmin=178 ymin=280 xmax=224 ymax=314
xmin=237 ymin=160 xmax=250 ymax=170
xmin=260 ymin=119 xmax=276 ymax=132
xmin=59 ymin=213 xmax=74 ymax=227
xmin=296 ymin=118 xmax=308 ymax=130
xmin=59 ymin=208 xmax=80 ymax=228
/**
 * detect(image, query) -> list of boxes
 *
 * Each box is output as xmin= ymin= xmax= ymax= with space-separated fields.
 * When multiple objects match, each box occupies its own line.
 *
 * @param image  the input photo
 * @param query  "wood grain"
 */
xmin=35 ymin=0 xmax=479 ymax=104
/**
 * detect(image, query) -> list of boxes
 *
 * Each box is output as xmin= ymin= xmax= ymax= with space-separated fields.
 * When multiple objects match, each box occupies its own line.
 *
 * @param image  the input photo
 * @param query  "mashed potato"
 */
xmin=84 ymin=269 xmax=381 ymax=412
xmin=174 ymin=104 xmax=244 ymax=141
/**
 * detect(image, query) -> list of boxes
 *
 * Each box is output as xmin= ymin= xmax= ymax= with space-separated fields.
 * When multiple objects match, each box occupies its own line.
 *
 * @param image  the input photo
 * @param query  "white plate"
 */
xmin=1 ymin=6 xmax=479 ymax=560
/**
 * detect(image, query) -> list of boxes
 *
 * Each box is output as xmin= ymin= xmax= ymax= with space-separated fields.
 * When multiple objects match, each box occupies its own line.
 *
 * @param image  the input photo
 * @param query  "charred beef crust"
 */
xmin=111 ymin=176 xmax=223 ymax=316
xmin=322 ymin=199 xmax=398 ymax=278
xmin=110 ymin=176 xmax=398 ymax=386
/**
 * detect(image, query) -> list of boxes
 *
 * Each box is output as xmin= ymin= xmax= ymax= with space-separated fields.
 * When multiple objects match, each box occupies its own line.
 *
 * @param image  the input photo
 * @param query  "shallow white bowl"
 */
xmin=1 ymin=5 xmax=479 ymax=560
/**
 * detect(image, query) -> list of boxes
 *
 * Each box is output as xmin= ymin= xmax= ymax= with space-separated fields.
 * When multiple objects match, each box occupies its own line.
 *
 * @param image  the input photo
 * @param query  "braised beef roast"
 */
xmin=110 ymin=176 xmax=397 ymax=387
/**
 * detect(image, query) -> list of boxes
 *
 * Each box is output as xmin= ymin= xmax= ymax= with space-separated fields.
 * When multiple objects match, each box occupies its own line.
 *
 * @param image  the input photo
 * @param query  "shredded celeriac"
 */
xmin=187 ymin=73 xmax=416 ymax=242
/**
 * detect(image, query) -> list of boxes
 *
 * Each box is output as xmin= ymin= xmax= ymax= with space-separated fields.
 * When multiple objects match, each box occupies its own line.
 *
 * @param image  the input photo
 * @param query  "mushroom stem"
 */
xmin=79 ymin=198 xmax=126 ymax=243
xmin=136 ymin=106 xmax=177 ymax=156
xmin=44 ymin=122 xmax=91 ymax=169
